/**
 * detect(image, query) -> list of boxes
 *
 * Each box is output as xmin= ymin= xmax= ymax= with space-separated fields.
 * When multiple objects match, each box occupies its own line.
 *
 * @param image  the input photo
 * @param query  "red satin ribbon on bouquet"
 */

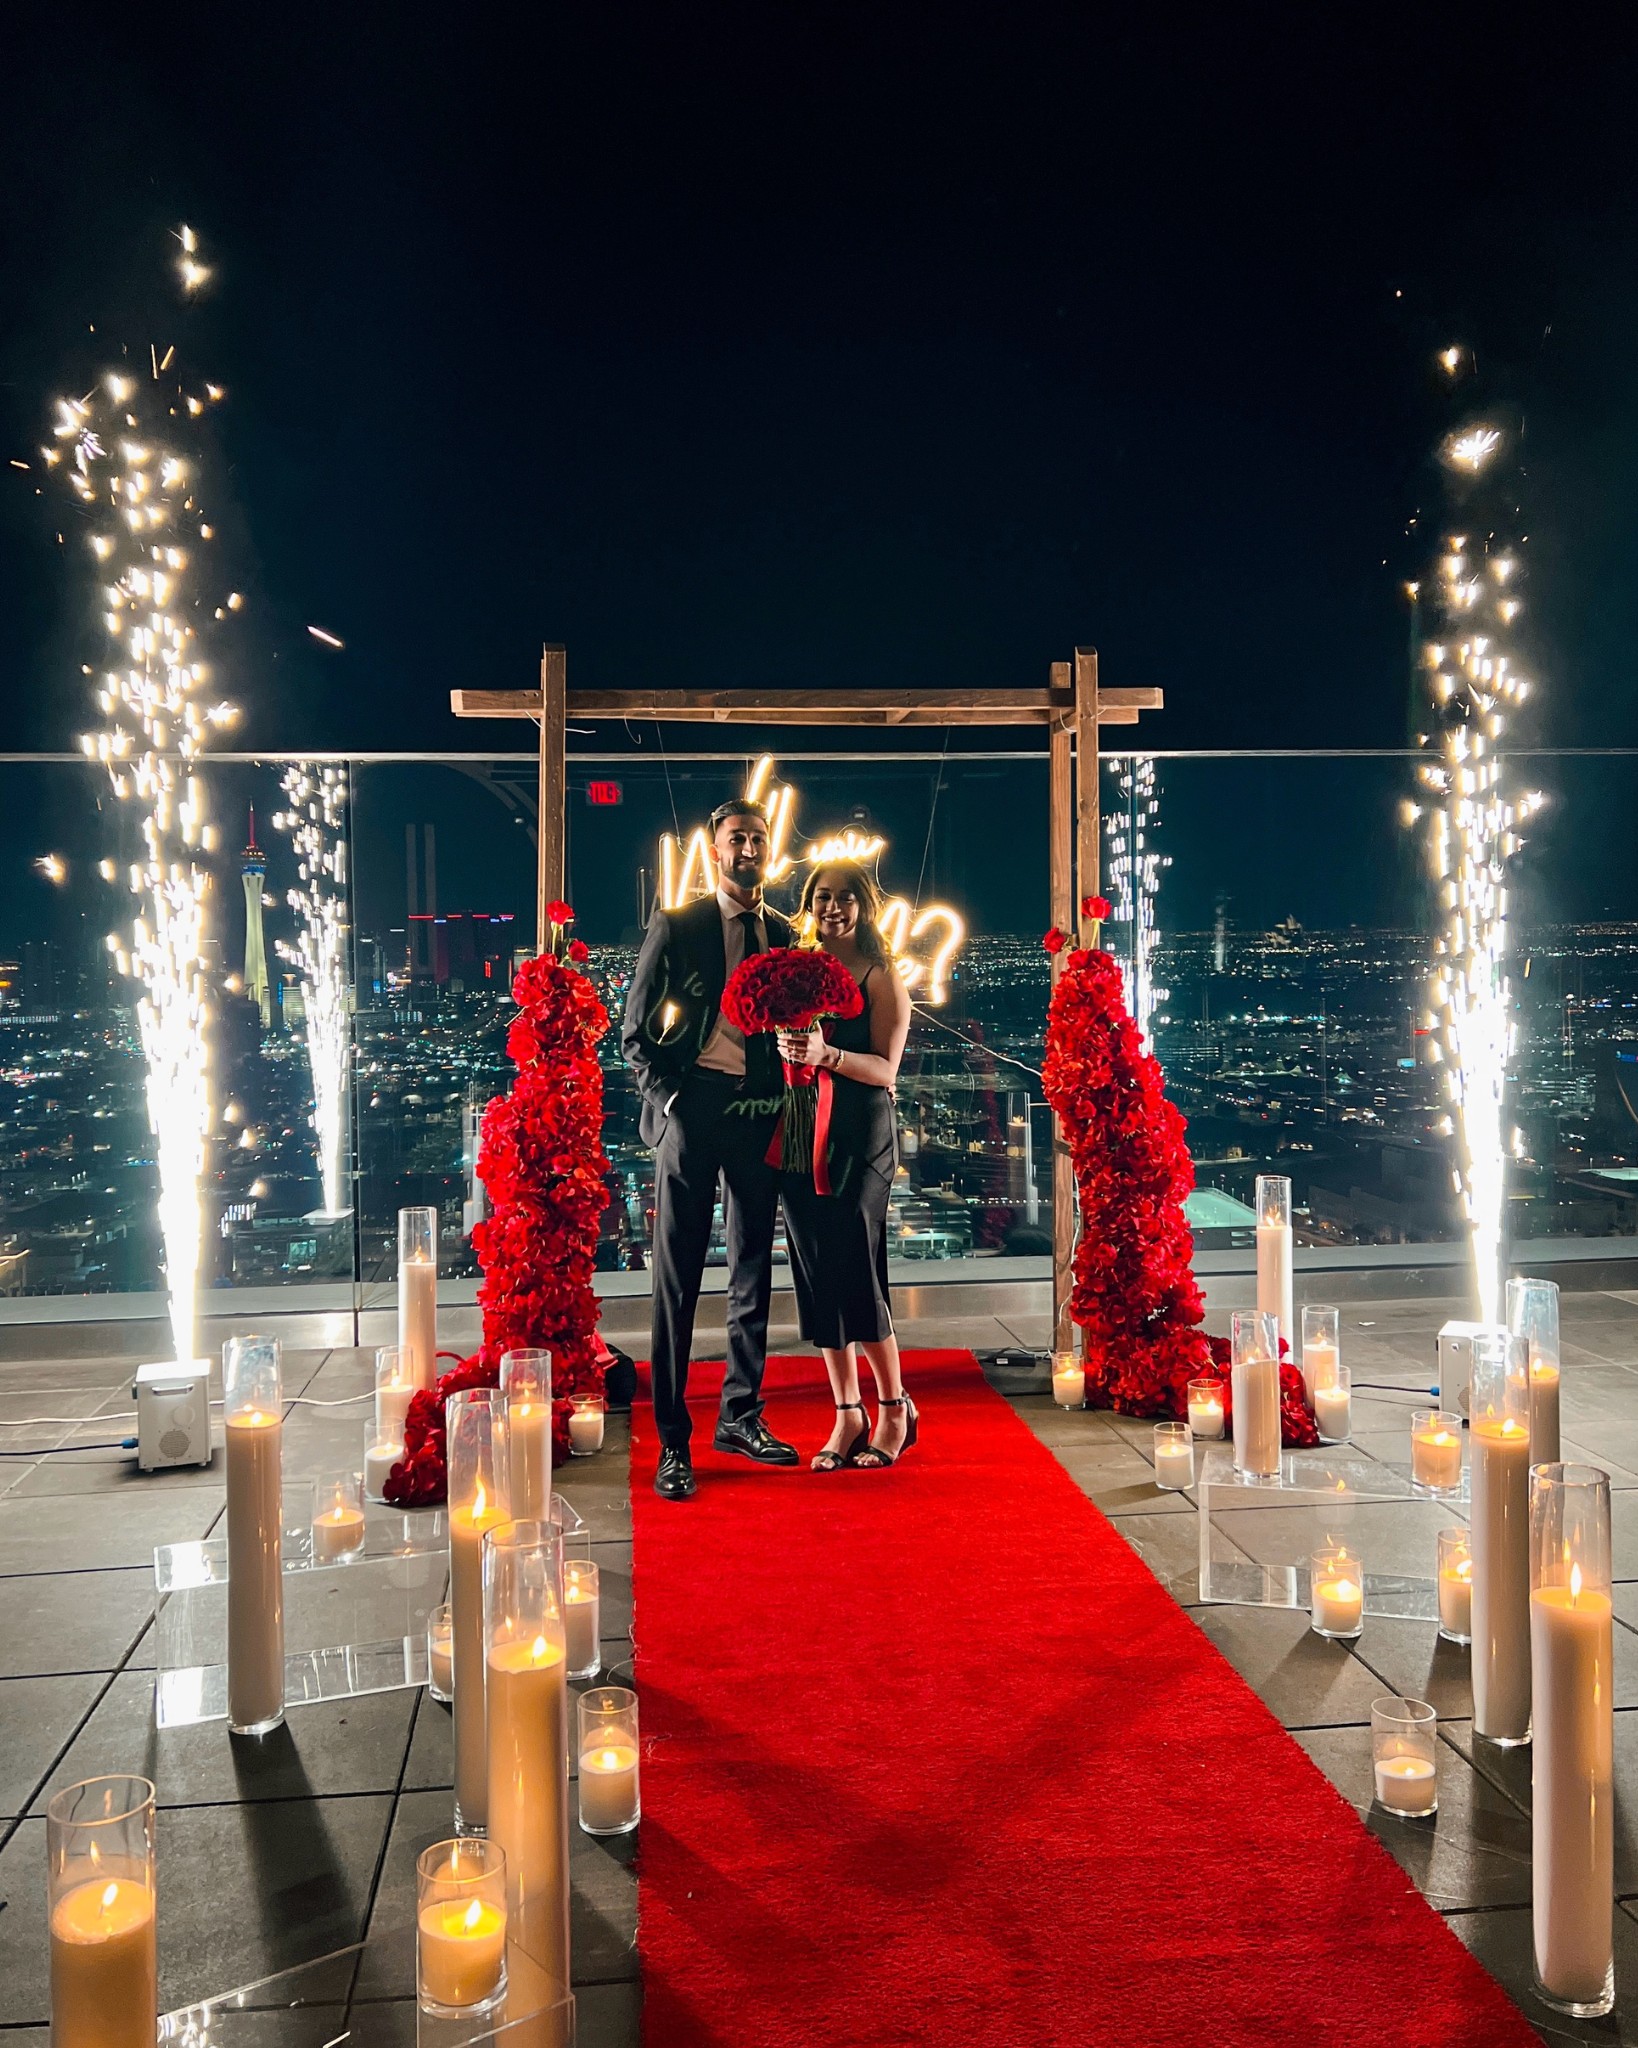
xmin=763 ymin=1061 xmax=837 ymax=1195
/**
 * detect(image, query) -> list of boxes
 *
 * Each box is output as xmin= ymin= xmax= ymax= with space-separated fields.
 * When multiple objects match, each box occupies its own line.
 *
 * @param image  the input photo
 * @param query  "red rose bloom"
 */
xmin=1082 ymin=894 xmax=1112 ymax=921
xmin=1043 ymin=927 xmax=1069 ymax=955
xmin=567 ymin=938 xmax=590 ymax=963
xmin=720 ymin=947 xmax=863 ymax=1035
xmin=545 ymin=899 xmax=574 ymax=924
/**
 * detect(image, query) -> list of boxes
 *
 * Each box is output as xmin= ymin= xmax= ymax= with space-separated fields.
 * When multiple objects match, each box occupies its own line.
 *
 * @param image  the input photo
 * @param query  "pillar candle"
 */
xmin=506 ymin=1399 xmax=552 ymax=1520
xmin=449 ymin=1487 xmax=508 ymax=1832
xmin=417 ymin=1896 xmax=507 ymax=2009
xmin=1186 ymin=1387 xmax=1224 ymax=1439
xmin=1255 ymin=1221 xmax=1293 ymax=1352
xmin=429 ymin=1617 xmax=454 ymax=1698
xmin=311 ymin=1504 xmax=366 ymax=1562
xmin=1051 ymin=1362 xmax=1085 ymax=1409
xmin=399 ymin=1253 xmax=438 ymax=1391
xmin=1232 ymin=1355 xmax=1280 ymax=1478
xmin=1313 ymin=1383 xmax=1351 ymax=1441
xmin=364 ymin=1439 xmax=402 ymax=1501
xmin=1411 ymin=1424 xmax=1463 ymax=1491
xmin=568 ymin=1405 xmax=605 ymax=1454
xmin=1439 ymin=1557 xmax=1473 ymax=1640
xmin=49 ymin=1877 xmax=158 ymax=2048
xmin=1531 ymin=1572 xmax=1614 ymax=2008
xmin=579 ymin=1743 xmax=640 ymax=1832
xmin=225 ymin=1409 xmax=284 ymax=1733
xmin=1471 ymin=1416 xmax=1532 ymax=1742
xmin=377 ymin=1378 xmax=414 ymax=1445
xmin=564 ymin=1567 xmax=599 ymax=1676
xmin=486 ymin=1634 xmax=570 ymax=1989
xmin=1302 ymin=1339 xmax=1338 ymax=1407
xmin=1529 ymin=1360 xmax=1562 ymax=1467
xmin=1374 ymin=1756 xmax=1437 ymax=1815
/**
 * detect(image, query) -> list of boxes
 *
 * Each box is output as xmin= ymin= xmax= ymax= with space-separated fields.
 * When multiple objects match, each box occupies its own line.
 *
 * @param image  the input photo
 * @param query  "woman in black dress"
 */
xmin=775 ymin=860 xmax=917 ymax=1471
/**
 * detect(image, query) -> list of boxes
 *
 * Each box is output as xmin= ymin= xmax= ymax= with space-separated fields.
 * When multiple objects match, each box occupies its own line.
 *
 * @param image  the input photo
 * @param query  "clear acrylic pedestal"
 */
xmin=1196 ymin=1442 xmax=1469 ymax=1621
xmin=159 ymin=1923 xmax=574 ymax=2045
xmin=153 ymin=1496 xmax=585 ymax=1729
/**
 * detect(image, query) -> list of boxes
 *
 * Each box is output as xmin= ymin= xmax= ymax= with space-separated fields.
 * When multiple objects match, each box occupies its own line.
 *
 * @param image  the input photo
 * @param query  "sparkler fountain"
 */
xmin=43 ymin=228 xmax=236 ymax=1363
xmin=273 ymin=765 xmax=351 ymax=1216
xmin=1410 ymin=357 xmax=1541 ymax=1324
xmin=1105 ymin=755 xmax=1170 ymax=1043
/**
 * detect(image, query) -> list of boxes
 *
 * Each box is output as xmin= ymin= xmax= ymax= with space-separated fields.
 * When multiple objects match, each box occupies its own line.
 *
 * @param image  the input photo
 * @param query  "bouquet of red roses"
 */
xmin=720 ymin=944 xmax=864 ymax=1186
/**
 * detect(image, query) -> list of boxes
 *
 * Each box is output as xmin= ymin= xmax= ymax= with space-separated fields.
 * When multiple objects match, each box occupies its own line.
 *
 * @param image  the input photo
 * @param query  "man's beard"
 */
xmin=721 ymin=856 xmax=766 ymax=890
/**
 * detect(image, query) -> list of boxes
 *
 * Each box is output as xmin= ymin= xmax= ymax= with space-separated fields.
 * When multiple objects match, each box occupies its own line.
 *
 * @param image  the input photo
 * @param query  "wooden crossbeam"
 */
xmin=450 ymin=685 xmax=1161 ymax=727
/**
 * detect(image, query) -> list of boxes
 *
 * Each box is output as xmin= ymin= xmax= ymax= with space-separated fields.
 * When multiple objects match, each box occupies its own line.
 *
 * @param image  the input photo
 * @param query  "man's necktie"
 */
xmin=736 ymin=912 xmax=780 ymax=1096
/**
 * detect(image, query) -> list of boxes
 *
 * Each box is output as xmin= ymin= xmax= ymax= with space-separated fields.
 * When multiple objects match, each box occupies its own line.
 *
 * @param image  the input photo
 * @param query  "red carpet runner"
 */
xmin=629 ymin=1350 xmax=1540 ymax=2046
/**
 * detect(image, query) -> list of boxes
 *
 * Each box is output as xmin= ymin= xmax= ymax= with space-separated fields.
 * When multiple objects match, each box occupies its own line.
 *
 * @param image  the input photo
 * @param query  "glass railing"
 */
xmin=0 ymin=746 xmax=1631 ymax=1319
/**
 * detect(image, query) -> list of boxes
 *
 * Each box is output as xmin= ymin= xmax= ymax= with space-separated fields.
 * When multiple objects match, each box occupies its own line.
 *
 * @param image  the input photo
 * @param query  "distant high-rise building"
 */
xmin=242 ymin=809 xmax=272 ymax=1029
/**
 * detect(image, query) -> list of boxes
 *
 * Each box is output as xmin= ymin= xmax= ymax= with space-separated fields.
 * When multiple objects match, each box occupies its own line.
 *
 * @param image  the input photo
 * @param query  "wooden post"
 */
xmin=537 ymin=644 xmax=567 ymax=944
xmin=1048 ymin=664 xmax=1075 ymax=1351
xmin=1074 ymin=646 xmax=1100 ymax=938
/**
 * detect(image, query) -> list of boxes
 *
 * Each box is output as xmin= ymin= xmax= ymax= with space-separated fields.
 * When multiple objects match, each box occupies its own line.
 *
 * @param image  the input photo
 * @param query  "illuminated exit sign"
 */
xmin=585 ymin=780 xmax=623 ymax=807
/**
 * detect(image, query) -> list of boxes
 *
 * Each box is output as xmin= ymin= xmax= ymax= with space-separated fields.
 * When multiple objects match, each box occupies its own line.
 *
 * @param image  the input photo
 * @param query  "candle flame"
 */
xmin=100 ymin=1882 xmax=120 ymax=1912
xmin=1570 ymin=1562 xmax=1583 ymax=1603
xmin=1500 ymin=1417 xmax=1522 ymax=1436
xmin=532 ymin=1633 xmax=549 ymax=1661
xmin=1457 ymin=1558 xmax=1472 ymax=1583
xmin=1335 ymin=1577 xmax=1360 ymax=1600
xmin=462 ymin=1898 xmax=483 ymax=1931
xmin=1434 ymin=1430 xmax=1454 ymax=1447
xmin=599 ymin=1747 xmax=621 ymax=1769
xmin=473 ymin=1482 xmax=486 ymax=1516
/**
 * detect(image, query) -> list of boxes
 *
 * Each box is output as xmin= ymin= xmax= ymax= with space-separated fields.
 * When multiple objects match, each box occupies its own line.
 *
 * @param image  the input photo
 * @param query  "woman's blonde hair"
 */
xmin=798 ymin=859 xmax=888 ymax=964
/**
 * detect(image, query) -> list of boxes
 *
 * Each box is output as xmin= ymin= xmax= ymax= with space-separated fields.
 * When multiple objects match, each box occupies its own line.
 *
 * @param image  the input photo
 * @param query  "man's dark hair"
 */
xmin=708 ymin=797 xmax=771 ymax=833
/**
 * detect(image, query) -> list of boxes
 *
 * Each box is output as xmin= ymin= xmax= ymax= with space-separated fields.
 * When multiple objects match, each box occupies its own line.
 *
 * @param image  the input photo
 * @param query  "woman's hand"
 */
xmin=776 ymin=1025 xmax=828 ymax=1068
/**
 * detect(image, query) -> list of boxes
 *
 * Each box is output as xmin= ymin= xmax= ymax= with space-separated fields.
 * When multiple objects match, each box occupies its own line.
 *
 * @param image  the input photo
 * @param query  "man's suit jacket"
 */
xmin=621 ymin=892 xmax=795 ymax=1147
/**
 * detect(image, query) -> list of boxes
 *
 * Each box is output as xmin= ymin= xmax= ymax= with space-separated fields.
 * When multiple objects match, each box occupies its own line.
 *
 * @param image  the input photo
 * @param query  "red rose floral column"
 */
xmin=1042 ymin=897 xmax=1316 ymax=1442
xmin=385 ymin=906 xmax=611 ymax=1505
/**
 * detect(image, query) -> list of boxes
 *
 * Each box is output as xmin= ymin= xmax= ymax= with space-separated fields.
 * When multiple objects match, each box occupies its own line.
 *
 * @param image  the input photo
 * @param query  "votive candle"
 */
xmin=1153 ymin=1421 xmax=1194 ymax=1491
xmin=578 ymin=1687 xmax=640 ymax=1836
xmin=1051 ymin=1353 xmax=1085 ymax=1409
xmin=564 ymin=1557 xmax=600 ymax=1679
xmin=1372 ymin=1697 xmax=1438 ymax=1818
xmin=1310 ymin=1544 xmax=1364 ymax=1639
xmin=1437 ymin=1527 xmax=1472 ymax=1645
xmin=1410 ymin=1410 xmax=1463 ymax=1493
xmin=568 ymin=1396 xmax=605 ymax=1455
xmin=1186 ymin=1378 xmax=1224 ymax=1440
xmin=47 ymin=1775 xmax=157 ymax=2048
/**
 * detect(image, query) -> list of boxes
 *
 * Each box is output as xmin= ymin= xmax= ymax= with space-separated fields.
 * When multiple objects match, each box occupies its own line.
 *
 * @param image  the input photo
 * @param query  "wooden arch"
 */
xmin=453 ymin=652 xmax=1164 ymax=1349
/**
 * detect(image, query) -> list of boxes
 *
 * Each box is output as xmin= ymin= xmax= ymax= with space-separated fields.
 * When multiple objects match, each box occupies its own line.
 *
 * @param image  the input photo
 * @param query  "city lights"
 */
xmin=49 ymin=227 xmax=234 ymax=1363
xmin=656 ymin=754 xmax=966 ymax=1003
xmin=273 ymin=765 xmax=351 ymax=1216
xmin=1105 ymin=755 xmax=1170 ymax=1043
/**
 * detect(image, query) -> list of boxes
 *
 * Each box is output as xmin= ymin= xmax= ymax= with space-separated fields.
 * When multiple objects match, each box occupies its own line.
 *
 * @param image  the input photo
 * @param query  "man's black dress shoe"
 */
xmin=654 ymin=1447 xmax=697 ymax=1500
xmin=712 ymin=1415 xmax=799 ymax=1465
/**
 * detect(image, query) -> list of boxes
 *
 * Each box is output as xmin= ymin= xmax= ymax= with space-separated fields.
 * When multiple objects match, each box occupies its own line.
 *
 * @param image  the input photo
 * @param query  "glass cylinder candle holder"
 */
xmin=1152 ymin=1421 xmax=1194 ymax=1491
xmin=578 ymin=1686 xmax=640 ymax=1837
xmin=569 ymin=1393 xmax=606 ymax=1456
xmin=1509 ymin=1276 xmax=1562 ymax=1466
xmin=1530 ymin=1462 xmax=1615 ymax=2017
xmin=1437 ymin=1527 xmax=1473 ymax=1645
xmin=448 ymin=1389 xmax=508 ymax=1835
xmin=564 ymin=1555 xmax=601 ymax=1679
xmin=364 ymin=1427 xmax=400 ymax=1504
xmin=483 ymin=1519 xmax=569 ymax=1992
xmin=1050 ymin=1351 xmax=1085 ymax=1409
xmin=1301 ymin=1304 xmax=1339 ymax=1407
xmin=1313 ymin=1361 xmax=1351 ymax=1444
xmin=416 ymin=1837 xmax=507 ymax=2019
xmin=398 ymin=1206 xmax=439 ymax=1391
xmin=428 ymin=1600 xmax=454 ymax=1702
xmin=1409 ymin=1409 xmax=1464 ymax=1494
xmin=1471 ymin=1329 xmax=1532 ymax=1745
xmin=375 ymin=1343 xmax=415 ymax=1446
xmin=1186 ymin=1377 xmax=1225 ymax=1440
xmin=1372 ymin=1697 xmax=1438 ymax=1818
xmin=1254 ymin=1174 xmax=1293 ymax=1352
xmin=500 ymin=1348 xmax=552 ymax=1519
xmin=312 ymin=1468 xmax=366 ymax=1563
xmin=1309 ymin=1543 xmax=1364 ymax=1639
xmin=223 ymin=1334 xmax=284 ymax=1735
xmin=47 ymin=1774 xmax=157 ymax=2048
xmin=1231 ymin=1310 xmax=1281 ymax=1482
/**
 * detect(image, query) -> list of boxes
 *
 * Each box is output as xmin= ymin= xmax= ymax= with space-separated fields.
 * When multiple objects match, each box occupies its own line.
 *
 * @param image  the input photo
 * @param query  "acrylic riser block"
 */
xmin=153 ymin=1496 xmax=585 ymax=1729
xmin=1196 ymin=1442 xmax=1469 ymax=1621
xmin=158 ymin=1922 xmax=575 ymax=2045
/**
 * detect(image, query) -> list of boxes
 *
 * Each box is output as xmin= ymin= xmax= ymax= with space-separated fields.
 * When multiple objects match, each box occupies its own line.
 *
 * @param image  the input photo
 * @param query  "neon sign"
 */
xmin=657 ymin=755 xmax=965 ymax=1003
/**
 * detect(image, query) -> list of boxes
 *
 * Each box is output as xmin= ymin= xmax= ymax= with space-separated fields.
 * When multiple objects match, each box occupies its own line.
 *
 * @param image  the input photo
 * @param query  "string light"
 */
xmin=48 ymin=228 xmax=234 ymax=1363
xmin=1410 ymin=400 xmax=1539 ymax=1323
xmin=1104 ymin=756 xmax=1170 ymax=1042
xmin=657 ymin=753 xmax=965 ymax=1001
xmin=273 ymin=766 xmax=350 ymax=1215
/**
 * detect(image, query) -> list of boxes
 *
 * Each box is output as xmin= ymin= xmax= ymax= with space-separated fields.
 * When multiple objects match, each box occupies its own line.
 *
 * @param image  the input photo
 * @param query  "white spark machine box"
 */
xmin=1436 ymin=1320 xmax=1504 ymax=1417
xmin=133 ymin=1360 xmax=213 ymax=1471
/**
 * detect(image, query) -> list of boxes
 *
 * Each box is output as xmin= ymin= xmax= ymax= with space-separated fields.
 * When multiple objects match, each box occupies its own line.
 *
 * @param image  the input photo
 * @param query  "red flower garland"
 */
xmin=384 ymin=915 xmax=612 ymax=1506
xmin=1042 ymin=938 xmax=1316 ymax=1443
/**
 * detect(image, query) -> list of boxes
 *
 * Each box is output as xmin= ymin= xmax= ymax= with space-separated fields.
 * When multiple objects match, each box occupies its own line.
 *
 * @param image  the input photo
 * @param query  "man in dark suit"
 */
xmin=621 ymin=798 xmax=800 ymax=1499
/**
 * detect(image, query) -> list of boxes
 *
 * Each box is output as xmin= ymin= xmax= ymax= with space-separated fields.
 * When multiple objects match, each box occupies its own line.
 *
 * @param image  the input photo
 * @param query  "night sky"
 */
xmin=3 ymin=12 xmax=1637 ymax=944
